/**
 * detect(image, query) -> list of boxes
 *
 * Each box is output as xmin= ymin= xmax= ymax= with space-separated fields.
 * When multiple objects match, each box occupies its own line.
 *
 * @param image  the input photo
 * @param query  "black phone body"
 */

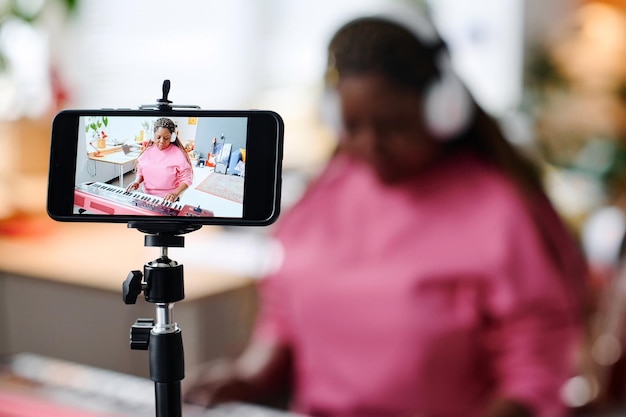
xmin=47 ymin=109 xmax=284 ymax=226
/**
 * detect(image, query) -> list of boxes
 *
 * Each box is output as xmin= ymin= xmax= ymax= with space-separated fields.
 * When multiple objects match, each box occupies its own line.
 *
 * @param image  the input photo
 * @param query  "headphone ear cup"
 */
xmin=170 ymin=132 xmax=177 ymax=143
xmin=423 ymin=53 xmax=474 ymax=141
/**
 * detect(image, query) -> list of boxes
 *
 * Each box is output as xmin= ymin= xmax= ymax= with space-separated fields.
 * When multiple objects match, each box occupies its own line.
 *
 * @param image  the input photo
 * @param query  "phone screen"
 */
xmin=48 ymin=110 xmax=283 ymax=226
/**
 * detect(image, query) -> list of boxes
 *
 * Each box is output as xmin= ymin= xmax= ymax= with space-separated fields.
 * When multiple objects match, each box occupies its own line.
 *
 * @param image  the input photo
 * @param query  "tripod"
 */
xmin=122 ymin=222 xmax=201 ymax=417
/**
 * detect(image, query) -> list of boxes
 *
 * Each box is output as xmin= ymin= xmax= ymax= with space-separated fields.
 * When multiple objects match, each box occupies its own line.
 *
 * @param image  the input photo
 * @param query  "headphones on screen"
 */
xmin=152 ymin=118 xmax=178 ymax=143
xmin=322 ymin=5 xmax=474 ymax=142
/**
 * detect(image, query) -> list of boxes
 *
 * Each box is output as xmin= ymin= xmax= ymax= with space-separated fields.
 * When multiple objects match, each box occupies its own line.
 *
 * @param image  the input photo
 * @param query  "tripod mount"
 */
xmin=122 ymin=222 xmax=201 ymax=417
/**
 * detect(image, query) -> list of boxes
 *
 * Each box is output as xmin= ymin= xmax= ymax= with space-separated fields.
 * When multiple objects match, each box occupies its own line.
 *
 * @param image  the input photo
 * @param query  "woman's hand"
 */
xmin=183 ymin=359 xmax=255 ymax=407
xmin=164 ymin=184 xmax=188 ymax=203
xmin=126 ymin=182 xmax=140 ymax=192
xmin=164 ymin=192 xmax=179 ymax=203
xmin=183 ymin=340 xmax=293 ymax=409
xmin=480 ymin=398 xmax=531 ymax=417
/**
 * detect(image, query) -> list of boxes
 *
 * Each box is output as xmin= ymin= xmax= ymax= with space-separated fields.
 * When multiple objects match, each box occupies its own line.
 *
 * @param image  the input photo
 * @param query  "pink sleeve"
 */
xmin=136 ymin=148 xmax=152 ymax=178
xmin=176 ymin=162 xmax=193 ymax=187
xmin=251 ymin=269 xmax=293 ymax=347
xmin=249 ymin=169 xmax=333 ymax=347
xmin=249 ymin=172 xmax=334 ymax=348
xmin=483 ymin=203 xmax=583 ymax=417
xmin=136 ymin=156 xmax=144 ymax=177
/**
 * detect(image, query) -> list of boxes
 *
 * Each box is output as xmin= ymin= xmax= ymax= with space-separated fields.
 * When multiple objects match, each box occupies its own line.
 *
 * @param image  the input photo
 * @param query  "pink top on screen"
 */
xmin=254 ymin=152 xmax=585 ymax=417
xmin=136 ymin=144 xmax=192 ymax=198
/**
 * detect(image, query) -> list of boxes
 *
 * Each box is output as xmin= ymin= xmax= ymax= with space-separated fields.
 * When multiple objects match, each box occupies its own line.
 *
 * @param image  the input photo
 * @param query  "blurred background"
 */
xmin=2 ymin=0 xmax=625 ymax=232
xmin=1 ymin=0 xmax=626 ymax=415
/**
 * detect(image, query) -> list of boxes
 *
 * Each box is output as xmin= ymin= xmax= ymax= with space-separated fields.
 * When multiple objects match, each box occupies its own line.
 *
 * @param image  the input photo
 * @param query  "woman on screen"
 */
xmin=126 ymin=117 xmax=193 ymax=202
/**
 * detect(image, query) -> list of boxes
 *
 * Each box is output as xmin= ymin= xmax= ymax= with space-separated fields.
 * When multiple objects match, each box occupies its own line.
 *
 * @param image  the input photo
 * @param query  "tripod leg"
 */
xmin=155 ymin=381 xmax=182 ymax=417
xmin=150 ymin=322 xmax=184 ymax=417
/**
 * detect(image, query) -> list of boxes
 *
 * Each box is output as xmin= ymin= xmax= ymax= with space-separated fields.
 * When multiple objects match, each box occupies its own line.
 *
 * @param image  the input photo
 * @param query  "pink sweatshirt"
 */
xmin=255 ymin=152 xmax=585 ymax=417
xmin=136 ymin=144 xmax=192 ymax=198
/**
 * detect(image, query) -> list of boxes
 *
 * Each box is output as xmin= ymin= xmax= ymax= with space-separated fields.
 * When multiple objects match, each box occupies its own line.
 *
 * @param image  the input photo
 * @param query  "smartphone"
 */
xmin=47 ymin=109 xmax=284 ymax=226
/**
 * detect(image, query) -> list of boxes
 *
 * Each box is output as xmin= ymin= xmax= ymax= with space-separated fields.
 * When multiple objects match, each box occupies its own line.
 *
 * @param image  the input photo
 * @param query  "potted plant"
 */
xmin=140 ymin=120 xmax=151 ymax=142
xmin=85 ymin=116 xmax=109 ymax=148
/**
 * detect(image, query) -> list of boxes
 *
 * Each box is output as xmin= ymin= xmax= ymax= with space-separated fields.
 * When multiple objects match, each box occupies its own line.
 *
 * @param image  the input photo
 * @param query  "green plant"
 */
xmin=85 ymin=116 xmax=108 ymax=139
xmin=141 ymin=120 xmax=151 ymax=132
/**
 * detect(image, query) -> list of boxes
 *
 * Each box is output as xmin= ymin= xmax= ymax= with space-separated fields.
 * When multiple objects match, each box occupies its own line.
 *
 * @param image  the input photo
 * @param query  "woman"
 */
xmin=126 ymin=117 xmax=193 ymax=202
xmin=184 ymin=11 xmax=588 ymax=417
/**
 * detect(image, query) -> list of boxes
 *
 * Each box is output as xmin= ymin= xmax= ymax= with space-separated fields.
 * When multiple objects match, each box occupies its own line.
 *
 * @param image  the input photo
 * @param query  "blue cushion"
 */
xmin=227 ymin=149 xmax=241 ymax=174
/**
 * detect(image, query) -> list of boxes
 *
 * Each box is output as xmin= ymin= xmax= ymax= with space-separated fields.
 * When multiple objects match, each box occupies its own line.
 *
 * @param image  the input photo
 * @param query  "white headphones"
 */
xmin=323 ymin=5 xmax=474 ymax=142
xmin=170 ymin=131 xmax=177 ymax=143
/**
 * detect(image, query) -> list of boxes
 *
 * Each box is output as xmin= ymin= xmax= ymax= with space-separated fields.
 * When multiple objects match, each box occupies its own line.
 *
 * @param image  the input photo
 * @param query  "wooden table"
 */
xmin=88 ymin=149 xmax=138 ymax=188
xmin=0 ymin=216 xmax=258 ymax=377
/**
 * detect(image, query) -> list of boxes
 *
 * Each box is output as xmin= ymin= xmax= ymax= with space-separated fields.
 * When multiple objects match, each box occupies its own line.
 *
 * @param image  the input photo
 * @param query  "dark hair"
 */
xmin=154 ymin=117 xmax=176 ymax=133
xmin=327 ymin=17 xmax=440 ymax=93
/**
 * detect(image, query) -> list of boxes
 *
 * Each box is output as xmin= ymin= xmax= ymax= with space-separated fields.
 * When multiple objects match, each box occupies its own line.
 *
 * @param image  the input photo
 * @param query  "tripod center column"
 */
xmin=154 ymin=303 xmax=178 ymax=334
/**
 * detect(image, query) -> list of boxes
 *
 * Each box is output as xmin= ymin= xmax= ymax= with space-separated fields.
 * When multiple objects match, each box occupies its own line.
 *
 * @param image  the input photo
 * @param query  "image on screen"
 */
xmin=73 ymin=115 xmax=248 ymax=218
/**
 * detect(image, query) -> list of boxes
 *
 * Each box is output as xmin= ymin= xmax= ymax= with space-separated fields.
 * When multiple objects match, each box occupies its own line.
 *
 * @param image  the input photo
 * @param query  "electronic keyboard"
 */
xmin=74 ymin=182 xmax=213 ymax=217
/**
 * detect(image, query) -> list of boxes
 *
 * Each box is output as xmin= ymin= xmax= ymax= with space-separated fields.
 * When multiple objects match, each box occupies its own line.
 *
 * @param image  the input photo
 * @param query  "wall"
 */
xmin=194 ymin=117 xmax=248 ymax=159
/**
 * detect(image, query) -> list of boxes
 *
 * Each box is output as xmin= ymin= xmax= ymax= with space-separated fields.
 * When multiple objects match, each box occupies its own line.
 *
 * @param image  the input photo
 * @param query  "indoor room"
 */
xmin=1 ymin=0 xmax=626 ymax=416
xmin=73 ymin=115 xmax=247 ymax=218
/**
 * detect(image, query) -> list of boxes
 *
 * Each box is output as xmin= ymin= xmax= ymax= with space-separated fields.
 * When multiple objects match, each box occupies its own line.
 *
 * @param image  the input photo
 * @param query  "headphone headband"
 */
xmin=323 ymin=6 xmax=474 ymax=141
xmin=369 ymin=8 xmax=474 ymax=140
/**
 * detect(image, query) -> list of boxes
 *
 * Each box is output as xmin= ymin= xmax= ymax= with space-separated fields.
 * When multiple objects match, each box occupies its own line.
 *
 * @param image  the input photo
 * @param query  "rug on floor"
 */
xmin=195 ymin=173 xmax=244 ymax=203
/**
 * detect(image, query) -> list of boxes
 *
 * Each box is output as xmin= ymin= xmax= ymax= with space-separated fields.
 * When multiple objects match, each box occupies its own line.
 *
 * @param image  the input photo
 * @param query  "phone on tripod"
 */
xmin=47 ymin=109 xmax=284 ymax=226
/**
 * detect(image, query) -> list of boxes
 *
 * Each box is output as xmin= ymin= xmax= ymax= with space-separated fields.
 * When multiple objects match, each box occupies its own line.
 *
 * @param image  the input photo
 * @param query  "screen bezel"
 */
xmin=47 ymin=109 xmax=283 ymax=226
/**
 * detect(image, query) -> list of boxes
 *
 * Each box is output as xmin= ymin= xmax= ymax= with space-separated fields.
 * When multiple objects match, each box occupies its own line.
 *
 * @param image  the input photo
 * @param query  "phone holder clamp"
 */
xmin=138 ymin=79 xmax=201 ymax=111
